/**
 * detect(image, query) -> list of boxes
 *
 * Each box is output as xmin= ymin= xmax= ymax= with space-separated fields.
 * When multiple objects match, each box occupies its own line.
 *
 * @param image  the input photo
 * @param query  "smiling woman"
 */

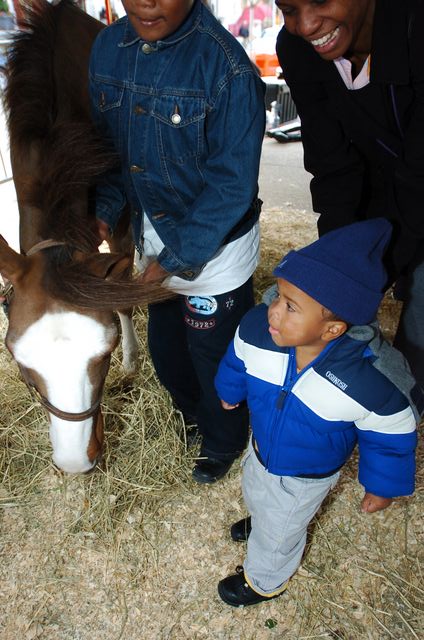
xmin=277 ymin=0 xmax=375 ymax=73
xmin=276 ymin=0 xmax=424 ymax=391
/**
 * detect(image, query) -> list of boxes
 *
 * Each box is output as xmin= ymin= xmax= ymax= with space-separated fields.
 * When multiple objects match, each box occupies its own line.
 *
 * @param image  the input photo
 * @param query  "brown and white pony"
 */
xmin=0 ymin=0 xmax=167 ymax=473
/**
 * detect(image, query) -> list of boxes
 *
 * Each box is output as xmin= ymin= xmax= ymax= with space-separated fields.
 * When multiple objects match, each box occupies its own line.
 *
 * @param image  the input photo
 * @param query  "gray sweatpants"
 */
xmin=241 ymin=440 xmax=340 ymax=595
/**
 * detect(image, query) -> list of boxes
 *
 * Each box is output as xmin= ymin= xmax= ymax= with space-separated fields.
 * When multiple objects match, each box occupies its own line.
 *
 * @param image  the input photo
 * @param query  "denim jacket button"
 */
xmin=130 ymin=164 xmax=144 ymax=173
xmin=142 ymin=43 xmax=153 ymax=54
xmin=134 ymin=105 xmax=146 ymax=115
xmin=171 ymin=113 xmax=182 ymax=125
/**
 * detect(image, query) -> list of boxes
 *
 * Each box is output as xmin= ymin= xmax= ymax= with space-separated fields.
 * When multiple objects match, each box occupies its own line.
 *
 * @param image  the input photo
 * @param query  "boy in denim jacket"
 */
xmin=89 ymin=0 xmax=265 ymax=482
xmin=215 ymin=219 xmax=421 ymax=607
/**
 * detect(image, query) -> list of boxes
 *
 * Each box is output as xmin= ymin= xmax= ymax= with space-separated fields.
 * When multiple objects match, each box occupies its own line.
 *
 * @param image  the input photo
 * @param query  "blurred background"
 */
xmin=2 ymin=1 xmax=284 ymax=78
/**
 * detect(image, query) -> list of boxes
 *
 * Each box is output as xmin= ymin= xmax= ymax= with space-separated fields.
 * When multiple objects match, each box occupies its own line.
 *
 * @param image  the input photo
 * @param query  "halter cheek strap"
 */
xmin=1 ymin=239 xmax=67 ymax=304
xmin=25 ymin=239 xmax=67 ymax=255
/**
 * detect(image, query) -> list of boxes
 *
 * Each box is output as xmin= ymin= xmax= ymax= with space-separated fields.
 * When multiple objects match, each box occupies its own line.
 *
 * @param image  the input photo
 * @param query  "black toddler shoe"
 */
xmin=230 ymin=516 xmax=252 ymax=542
xmin=192 ymin=457 xmax=234 ymax=484
xmin=218 ymin=566 xmax=285 ymax=607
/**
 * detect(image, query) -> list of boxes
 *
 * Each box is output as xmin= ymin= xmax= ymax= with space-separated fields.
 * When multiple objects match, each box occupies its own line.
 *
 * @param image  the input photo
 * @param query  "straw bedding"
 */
xmin=0 ymin=208 xmax=422 ymax=640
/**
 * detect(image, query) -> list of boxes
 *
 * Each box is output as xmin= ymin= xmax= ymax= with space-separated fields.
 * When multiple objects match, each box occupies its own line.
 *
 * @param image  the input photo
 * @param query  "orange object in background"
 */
xmin=104 ymin=0 xmax=113 ymax=24
xmin=248 ymin=25 xmax=283 ymax=78
xmin=253 ymin=52 xmax=280 ymax=77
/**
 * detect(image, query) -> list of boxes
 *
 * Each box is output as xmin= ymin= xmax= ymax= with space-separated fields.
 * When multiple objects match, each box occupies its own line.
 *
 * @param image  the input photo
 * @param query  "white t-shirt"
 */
xmin=135 ymin=213 xmax=260 ymax=296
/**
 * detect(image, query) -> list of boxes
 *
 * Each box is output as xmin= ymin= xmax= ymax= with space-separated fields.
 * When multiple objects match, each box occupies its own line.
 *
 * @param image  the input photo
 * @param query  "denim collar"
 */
xmin=119 ymin=0 xmax=202 ymax=49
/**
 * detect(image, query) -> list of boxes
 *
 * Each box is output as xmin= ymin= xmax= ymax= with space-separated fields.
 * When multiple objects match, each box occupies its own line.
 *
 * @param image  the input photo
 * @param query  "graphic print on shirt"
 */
xmin=185 ymin=296 xmax=218 ymax=315
xmin=184 ymin=295 xmax=217 ymax=330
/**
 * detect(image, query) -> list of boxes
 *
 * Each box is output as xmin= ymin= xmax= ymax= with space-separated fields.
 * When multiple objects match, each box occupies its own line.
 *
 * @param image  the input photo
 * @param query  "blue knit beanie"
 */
xmin=273 ymin=219 xmax=392 ymax=325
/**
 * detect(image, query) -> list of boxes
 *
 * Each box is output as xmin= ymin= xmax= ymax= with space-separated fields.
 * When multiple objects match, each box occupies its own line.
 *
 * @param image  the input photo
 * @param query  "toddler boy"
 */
xmin=215 ymin=219 xmax=421 ymax=607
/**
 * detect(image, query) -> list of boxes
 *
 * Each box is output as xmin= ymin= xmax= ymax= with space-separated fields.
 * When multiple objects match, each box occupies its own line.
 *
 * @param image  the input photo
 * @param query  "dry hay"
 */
xmin=0 ymin=208 xmax=423 ymax=640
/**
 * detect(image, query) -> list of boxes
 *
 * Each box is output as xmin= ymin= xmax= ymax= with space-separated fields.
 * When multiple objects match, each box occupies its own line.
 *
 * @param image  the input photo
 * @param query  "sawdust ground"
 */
xmin=0 ymin=207 xmax=422 ymax=640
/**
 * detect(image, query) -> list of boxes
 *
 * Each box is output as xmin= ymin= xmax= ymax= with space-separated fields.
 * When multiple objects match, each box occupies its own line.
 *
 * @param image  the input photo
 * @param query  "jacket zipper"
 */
xmin=265 ymin=341 xmax=339 ymax=470
xmin=265 ymin=347 xmax=297 ymax=468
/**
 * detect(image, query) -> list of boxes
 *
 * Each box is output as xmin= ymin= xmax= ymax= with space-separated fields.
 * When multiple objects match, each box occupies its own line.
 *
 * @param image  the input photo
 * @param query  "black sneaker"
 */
xmin=192 ymin=457 xmax=234 ymax=484
xmin=230 ymin=516 xmax=252 ymax=542
xmin=218 ymin=566 xmax=286 ymax=607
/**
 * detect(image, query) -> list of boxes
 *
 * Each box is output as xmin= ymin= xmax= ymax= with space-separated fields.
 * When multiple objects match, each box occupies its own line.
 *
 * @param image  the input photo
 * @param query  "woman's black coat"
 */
xmin=277 ymin=0 xmax=424 ymax=280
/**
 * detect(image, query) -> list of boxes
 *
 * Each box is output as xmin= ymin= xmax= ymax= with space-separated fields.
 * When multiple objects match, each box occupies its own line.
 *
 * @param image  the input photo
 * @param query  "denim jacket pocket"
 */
xmin=152 ymin=94 xmax=206 ymax=165
xmin=92 ymin=79 xmax=125 ymax=145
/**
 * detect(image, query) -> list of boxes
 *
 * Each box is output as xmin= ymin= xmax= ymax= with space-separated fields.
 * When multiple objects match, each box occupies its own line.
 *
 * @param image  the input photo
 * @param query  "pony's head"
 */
xmin=0 ymin=238 xmax=140 ymax=472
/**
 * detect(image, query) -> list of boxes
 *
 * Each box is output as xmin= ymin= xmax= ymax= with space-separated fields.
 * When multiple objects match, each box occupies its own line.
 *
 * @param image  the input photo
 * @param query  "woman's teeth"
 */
xmin=311 ymin=26 xmax=340 ymax=47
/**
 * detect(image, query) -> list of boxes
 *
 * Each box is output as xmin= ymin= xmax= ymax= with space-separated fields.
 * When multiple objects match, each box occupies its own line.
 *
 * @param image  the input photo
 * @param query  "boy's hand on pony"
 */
xmin=361 ymin=492 xmax=393 ymax=513
xmin=138 ymin=260 xmax=168 ymax=284
xmin=96 ymin=219 xmax=112 ymax=243
xmin=221 ymin=399 xmax=240 ymax=410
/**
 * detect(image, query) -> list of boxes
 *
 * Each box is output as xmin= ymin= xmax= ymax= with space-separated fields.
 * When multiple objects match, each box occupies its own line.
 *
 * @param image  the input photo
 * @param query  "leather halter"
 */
xmin=19 ymin=363 xmax=102 ymax=422
xmin=1 ymin=239 xmax=66 ymax=302
xmin=38 ymin=393 xmax=101 ymax=422
xmin=6 ymin=239 xmax=103 ymax=422
xmin=25 ymin=238 xmax=67 ymax=256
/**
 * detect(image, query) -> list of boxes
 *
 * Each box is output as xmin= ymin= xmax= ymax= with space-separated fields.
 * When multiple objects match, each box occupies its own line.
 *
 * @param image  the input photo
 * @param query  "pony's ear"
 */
xmin=82 ymin=252 xmax=133 ymax=280
xmin=0 ymin=235 xmax=27 ymax=283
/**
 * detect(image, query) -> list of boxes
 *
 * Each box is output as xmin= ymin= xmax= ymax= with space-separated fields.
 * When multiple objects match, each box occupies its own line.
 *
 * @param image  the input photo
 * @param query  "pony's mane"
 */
xmin=36 ymin=120 xmax=119 ymax=252
xmin=4 ymin=0 xmax=59 ymax=147
xmin=4 ymin=0 xmax=115 ymax=249
xmin=4 ymin=0 xmax=103 ymax=142
xmin=3 ymin=2 xmax=169 ymax=309
xmin=43 ymin=246 xmax=173 ymax=310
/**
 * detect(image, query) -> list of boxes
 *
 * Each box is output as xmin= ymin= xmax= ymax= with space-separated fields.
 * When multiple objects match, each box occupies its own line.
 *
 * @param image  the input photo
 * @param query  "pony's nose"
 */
xmin=52 ymin=457 xmax=97 ymax=474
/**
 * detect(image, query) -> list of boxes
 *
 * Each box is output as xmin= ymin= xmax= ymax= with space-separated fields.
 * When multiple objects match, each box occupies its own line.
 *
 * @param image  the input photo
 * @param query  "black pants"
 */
xmin=393 ymin=246 xmax=424 ymax=393
xmin=148 ymin=278 xmax=254 ymax=460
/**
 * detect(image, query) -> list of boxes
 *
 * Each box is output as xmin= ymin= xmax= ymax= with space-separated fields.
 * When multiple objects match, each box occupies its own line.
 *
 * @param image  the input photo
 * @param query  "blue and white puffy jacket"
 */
xmin=215 ymin=304 xmax=420 ymax=498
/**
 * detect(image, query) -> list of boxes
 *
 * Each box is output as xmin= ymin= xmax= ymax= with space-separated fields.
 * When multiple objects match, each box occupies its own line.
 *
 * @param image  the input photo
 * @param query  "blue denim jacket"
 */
xmin=89 ymin=0 xmax=265 ymax=277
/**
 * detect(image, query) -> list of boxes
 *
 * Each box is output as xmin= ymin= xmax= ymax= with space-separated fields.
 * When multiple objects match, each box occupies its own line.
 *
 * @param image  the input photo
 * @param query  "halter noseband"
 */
xmin=19 ymin=363 xmax=102 ymax=422
xmin=19 ymin=362 xmax=102 ymax=422
xmin=34 ymin=391 xmax=101 ymax=422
